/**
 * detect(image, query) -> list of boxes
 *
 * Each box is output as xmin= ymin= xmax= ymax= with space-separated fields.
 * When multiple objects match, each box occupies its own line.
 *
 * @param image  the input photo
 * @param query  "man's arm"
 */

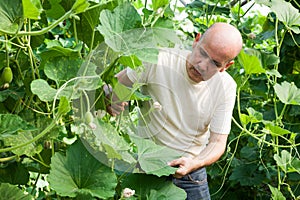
xmin=168 ymin=131 xmax=228 ymax=178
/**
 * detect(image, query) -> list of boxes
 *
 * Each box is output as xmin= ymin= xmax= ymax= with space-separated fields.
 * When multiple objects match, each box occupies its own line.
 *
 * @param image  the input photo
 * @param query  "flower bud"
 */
xmin=122 ymin=188 xmax=135 ymax=198
xmin=153 ymin=101 xmax=162 ymax=111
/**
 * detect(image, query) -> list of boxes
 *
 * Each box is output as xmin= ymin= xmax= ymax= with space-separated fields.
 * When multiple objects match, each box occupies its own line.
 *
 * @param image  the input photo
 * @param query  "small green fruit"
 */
xmin=85 ymin=111 xmax=94 ymax=124
xmin=1 ymin=67 xmax=13 ymax=84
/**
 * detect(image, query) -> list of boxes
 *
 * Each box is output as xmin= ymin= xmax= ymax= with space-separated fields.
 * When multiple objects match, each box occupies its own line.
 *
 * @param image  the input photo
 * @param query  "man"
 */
xmin=106 ymin=22 xmax=243 ymax=200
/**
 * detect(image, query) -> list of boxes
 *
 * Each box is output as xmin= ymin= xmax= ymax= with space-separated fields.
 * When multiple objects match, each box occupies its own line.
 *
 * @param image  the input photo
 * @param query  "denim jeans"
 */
xmin=172 ymin=168 xmax=211 ymax=200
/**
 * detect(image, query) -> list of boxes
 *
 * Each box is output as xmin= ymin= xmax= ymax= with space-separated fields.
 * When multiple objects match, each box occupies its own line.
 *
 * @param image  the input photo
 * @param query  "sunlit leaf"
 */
xmin=263 ymin=122 xmax=290 ymax=136
xmin=274 ymin=81 xmax=300 ymax=105
xmin=48 ymin=140 xmax=117 ymax=199
xmin=0 ymin=183 xmax=33 ymax=200
xmin=152 ymin=0 xmax=169 ymax=11
xmin=240 ymin=107 xmax=263 ymax=125
xmin=238 ymin=49 xmax=266 ymax=74
xmin=268 ymin=184 xmax=286 ymax=200
xmin=97 ymin=3 xmax=180 ymax=63
xmin=266 ymin=69 xmax=282 ymax=78
xmin=269 ymin=0 xmax=300 ymax=33
xmin=274 ymin=150 xmax=291 ymax=172
xmin=31 ymin=79 xmax=57 ymax=102
xmin=57 ymin=96 xmax=71 ymax=117
xmin=22 ymin=0 xmax=43 ymax=20
xmin=72 ymin=0 xmax=90 ymax=14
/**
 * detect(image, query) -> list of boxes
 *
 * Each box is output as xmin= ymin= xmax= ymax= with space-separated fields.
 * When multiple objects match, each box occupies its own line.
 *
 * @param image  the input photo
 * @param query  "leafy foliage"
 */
xmin=0 ymin=0 xmax=300 ymax=199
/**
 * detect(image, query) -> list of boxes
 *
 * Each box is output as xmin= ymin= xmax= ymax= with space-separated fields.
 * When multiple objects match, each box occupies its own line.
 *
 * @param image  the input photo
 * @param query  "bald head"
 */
xmin=200 ymin=22 xmax=243 ymax=61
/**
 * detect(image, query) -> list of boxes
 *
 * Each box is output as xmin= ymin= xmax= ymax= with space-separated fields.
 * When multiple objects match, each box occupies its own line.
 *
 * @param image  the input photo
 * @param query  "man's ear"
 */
xmin=192 ymin=33 xmax=201 ymax=48
xmin=220 ymin=60 xmax=234 ymax=72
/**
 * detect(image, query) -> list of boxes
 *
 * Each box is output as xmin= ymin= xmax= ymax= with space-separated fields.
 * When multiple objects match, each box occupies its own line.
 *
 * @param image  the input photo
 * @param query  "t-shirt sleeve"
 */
xmin=126 ymin=62 xmax=152 ymax=84
xmin=209 ymin=82 xmax=237 ymax=134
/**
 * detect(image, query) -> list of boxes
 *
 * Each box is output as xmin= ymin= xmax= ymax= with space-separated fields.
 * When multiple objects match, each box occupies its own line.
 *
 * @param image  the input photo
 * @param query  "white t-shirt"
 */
xmin=127 ymin=48 xmax=237 ymax=157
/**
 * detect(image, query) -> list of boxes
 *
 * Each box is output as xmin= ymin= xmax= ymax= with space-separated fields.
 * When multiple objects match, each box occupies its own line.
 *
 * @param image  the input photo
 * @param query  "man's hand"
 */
xmin=168 ymin=132 xmax=228 ymax=178
xmin=104 ymin=84 xmax=128 ymax=116
xmin=168 ymin=157 xmax=200 ymax=178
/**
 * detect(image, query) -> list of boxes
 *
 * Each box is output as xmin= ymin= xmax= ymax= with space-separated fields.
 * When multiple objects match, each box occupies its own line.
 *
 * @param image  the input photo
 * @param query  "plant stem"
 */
xmin=0 ymin=10 xmax=73 ymax=36
xmin=0 ymin=120 xmax=56 ymax=153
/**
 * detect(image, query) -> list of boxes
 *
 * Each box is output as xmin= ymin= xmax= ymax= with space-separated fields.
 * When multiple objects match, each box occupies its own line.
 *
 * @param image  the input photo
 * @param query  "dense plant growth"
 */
xmin=0 ymin=0 xmax=299 ymax=199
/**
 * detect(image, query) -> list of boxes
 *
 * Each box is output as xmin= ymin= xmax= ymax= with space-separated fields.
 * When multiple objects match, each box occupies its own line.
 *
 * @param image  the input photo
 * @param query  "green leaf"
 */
xmin=263 ymin=122 xmax=291 ymax=136
xmin=268 ymin=184 xmax=286 ymax=200
xmin=98 ymin=3 xmax=141 ymax=36
xmin=80 ymin=120 xmax=136 ymax=167
xmin=274 ymin=81 xmax=300 ymax=105
xmin=38 ymin=39 xmax=83 ymax=65
xmin=31 ymin=79 xmax=57 ymax=102
xmin=2 ymin=131 xmax=42 ymax=156
xmin=44 ymin=57 xmax=82 ymax=85
xmin=76 ymin=5 xmax=104 ymax=49
xmin=229 ymin=163 xmax=264 ymax=186
xmin=187 ymin=0 xmax=230 ymax=16
xmin=0 ymin=162 xmax=29 ymax=185
xmin=266 ymin=69 xmax=282 ymax=78
xmin=274 ymin=150 xmax=291 ymax=173
xmin=57 ymin=96 xmax=71 ymax=117
xmin=119 ymin=55 xmax=142 ymax=68
xmin=291 ymin=158 xmax=300 ymax=173
xmin=269 ymin=0 xmax=300 ymax=33
xmin=48 ymin=140 xmax=117 ymax=199
xmin=98 ymin=3 xmax=180 ymax=63
xmin=113 ymin=82 xmax=133 ymax=101
xmin=238 ymin=49 xmax=266 ymax=74
xmin=0 ymin=114 xmax=36 ymax=136
xmin=130 ymin=135 xmax=180 ymax=177
xmin=45 ymin=0 xmax=65 ymax=19
xmin=72 ymin=0 xmax=90 ymax=14
xmin=121 ymin=174 xmax=187 ymax=200
xmin=152 ymin=0 xmax=169 ymax=11
xmin=22 ymin=0 xmax=43 ymax=20
xmin=247 ymin=107 xmax=263 ymax=123
xmin=0 ymin=183 xmax=33 ymax=200
xmin=240 ymin=107 xmax=263 ymax=125
xmin=0 ymin=0 xmax=23 ymax=34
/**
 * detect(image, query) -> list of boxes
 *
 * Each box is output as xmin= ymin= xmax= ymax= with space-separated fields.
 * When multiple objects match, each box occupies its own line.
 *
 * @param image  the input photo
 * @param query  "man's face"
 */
xmin=186 ymin=41 xmax=227 ymax=83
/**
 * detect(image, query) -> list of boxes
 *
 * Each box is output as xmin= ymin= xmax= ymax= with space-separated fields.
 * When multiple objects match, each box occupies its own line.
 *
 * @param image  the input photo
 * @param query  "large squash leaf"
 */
xmin=97 ymin=3 xmax=180 ymax=63
xmin=48 ymin=140 xmax=117 ymax=199
xmin=79 ymin=119 xmax=136 ymax=172
xmin=130 ymin=135 xmax=180 ymax=177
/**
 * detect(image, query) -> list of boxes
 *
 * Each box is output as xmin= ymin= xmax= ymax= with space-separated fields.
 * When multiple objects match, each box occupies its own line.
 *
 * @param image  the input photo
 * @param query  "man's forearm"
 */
xmin=115 ymin=69 xmax=134 ymax=87
xmin=193 ymin=132 xmax=228 ymax=169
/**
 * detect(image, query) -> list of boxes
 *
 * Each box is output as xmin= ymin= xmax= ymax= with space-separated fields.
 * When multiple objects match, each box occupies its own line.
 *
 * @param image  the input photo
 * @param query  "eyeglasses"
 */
xmin=196 ymin=43 xmax=223 ymax=68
